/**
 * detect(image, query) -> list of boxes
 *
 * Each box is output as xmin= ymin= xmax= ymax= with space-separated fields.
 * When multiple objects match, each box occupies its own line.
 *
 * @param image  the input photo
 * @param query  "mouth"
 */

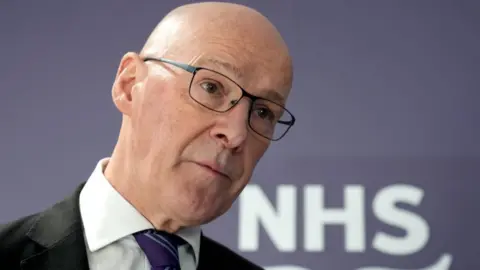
xmin=192 ymin=161 xmax=230 ymax=180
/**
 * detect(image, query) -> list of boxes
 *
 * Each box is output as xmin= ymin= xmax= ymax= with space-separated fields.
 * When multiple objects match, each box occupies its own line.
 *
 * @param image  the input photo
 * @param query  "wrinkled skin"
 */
xmin=104 ymin=2 xmax=294 ymax=232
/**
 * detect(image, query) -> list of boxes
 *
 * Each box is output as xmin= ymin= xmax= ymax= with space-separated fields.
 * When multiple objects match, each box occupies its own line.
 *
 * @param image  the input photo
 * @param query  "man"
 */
xmin=0 ymin=2 xmax=295 ymax=270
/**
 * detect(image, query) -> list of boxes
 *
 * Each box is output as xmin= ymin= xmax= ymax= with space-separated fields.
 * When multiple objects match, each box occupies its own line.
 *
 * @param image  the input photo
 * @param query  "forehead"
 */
xmin=193 ymin=55 xmax=291 ymax=105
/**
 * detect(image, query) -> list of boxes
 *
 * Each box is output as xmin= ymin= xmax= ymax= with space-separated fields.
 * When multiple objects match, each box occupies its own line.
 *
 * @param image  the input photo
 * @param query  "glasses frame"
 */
xmin=142 ymin=57 xmax=296 ymax=141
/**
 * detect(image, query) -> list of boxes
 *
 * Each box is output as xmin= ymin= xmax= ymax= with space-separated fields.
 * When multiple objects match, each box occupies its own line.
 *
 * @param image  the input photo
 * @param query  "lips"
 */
xmin=193 ymin=161 xmax=230 ymax=179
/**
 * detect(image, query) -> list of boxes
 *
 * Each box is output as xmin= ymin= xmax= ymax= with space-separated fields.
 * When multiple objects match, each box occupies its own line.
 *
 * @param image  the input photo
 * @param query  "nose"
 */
xmin=210 ymin=99 xmax=249 ymax=151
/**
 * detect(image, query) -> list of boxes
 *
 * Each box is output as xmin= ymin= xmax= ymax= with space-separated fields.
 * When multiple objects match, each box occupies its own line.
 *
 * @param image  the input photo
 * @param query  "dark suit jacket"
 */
xmin=0 ymin=183 xmax=263 ymax=270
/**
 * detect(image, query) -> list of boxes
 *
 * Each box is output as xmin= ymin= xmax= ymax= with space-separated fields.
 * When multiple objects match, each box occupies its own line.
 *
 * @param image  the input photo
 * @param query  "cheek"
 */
xmin=238 ymin=139 xmax=269 ymax=185
xmin=129 ymin=83 xmax=181 ymax=165
xmin=248 ymin=138 xmax=270 ymax=163
xmin=133 ymin=81 xmax=208 ymax=162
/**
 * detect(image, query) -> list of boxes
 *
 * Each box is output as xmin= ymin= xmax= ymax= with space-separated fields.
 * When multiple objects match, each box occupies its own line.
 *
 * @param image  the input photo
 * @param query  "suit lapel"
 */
xmin=20 ymin=183 xmax=89 ymax=270
xmin=197 ymin=234 xmax=215 ymax=270
xmin=197 ymin=234 xmax=206 ymax=270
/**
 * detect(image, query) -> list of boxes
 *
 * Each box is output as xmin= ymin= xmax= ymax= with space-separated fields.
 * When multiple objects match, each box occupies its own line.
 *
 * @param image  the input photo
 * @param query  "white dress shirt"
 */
xmin=79 ymin=158 xmax=201 ymax=270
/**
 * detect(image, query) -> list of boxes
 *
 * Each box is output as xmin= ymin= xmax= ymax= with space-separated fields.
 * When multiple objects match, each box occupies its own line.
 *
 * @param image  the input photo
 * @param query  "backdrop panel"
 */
xmin=1 ymin=1 xmax=479 ymax=269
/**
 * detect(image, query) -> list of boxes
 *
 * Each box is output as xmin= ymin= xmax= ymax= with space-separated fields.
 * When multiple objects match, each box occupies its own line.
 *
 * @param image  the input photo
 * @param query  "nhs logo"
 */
xmin=237 ymin=184 xmax=453 ymax=270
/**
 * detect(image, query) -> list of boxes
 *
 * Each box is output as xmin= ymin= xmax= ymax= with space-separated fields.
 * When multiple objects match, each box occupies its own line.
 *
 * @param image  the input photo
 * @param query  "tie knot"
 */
xmin=134 ymin=230 xmax=187 ymax=270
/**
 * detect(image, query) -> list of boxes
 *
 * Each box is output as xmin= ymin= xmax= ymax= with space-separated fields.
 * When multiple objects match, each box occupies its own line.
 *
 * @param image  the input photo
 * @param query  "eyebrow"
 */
xmin=263 ymin=90 xmax=286 ymax=105
xmin=195 ymin=57 xmax=286 ymax=105
xmin=195 ymin=57 xmax=245 ymax=80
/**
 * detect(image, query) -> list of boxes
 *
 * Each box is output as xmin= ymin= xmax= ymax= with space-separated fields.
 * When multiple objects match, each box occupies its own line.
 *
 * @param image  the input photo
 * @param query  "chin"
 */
xmin=170 ymin=174 xmax=235 ymax=225
xmin=174 ymin=198 xmax=230 ymax=226
xmin=174 ymin=209 xmax=216 ymax=226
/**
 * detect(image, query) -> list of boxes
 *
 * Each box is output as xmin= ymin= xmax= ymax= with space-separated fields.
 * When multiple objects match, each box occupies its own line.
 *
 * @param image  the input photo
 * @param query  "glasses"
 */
xmin=142 ymin=57 xmax=296 ymax=141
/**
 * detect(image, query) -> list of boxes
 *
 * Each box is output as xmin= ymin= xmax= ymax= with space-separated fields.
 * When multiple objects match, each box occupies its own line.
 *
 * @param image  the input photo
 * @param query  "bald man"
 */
xmin=0 ymin=2 xmax=295 ymax=270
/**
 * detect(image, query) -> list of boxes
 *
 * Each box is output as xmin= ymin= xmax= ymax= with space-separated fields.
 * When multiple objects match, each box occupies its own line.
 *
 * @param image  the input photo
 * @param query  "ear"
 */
xmin=111 ymin=52 xmax=145 ymax=116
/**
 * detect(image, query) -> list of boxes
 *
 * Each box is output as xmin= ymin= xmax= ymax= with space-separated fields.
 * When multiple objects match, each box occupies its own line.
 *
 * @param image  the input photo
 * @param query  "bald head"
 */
xmin=141 ymin=2 xmax=287 ymax=55
xmin=140 ymin=2 xmax=293 ymax=93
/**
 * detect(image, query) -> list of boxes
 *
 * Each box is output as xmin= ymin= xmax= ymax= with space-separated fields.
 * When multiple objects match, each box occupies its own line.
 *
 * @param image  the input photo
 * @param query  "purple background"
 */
xmin=1 ymin=1 xmax=479 ymax=269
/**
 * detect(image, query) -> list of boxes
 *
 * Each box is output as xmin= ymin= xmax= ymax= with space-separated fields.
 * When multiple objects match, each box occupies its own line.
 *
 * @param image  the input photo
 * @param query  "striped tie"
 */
xmin=134 ymin=229 xmax=186 ymax=270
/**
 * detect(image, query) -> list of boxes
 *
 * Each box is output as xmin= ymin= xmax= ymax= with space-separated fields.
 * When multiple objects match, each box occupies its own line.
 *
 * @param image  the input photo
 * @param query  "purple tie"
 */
xmin=134 ymin=229 xmax=186 ymax=270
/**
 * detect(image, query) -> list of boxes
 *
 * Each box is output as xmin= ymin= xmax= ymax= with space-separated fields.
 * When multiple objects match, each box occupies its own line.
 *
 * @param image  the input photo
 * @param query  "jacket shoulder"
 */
xmin=200 ymin=235 xmax=264 ymax=270
xmin=0 ymin=213 xmax=41 ymax=267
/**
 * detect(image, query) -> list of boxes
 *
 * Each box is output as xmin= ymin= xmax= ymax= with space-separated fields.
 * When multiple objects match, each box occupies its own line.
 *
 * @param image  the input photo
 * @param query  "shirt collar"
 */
xmin=79 ymin=158 xmax=202 ymax=264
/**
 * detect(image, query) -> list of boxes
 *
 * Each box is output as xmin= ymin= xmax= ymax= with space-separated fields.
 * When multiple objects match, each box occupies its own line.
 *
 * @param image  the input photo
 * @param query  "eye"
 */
xmin=200 ymin=81 xmax=221 ymax=94
xmin=254 ymin=107 xmax=275 ymax=122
